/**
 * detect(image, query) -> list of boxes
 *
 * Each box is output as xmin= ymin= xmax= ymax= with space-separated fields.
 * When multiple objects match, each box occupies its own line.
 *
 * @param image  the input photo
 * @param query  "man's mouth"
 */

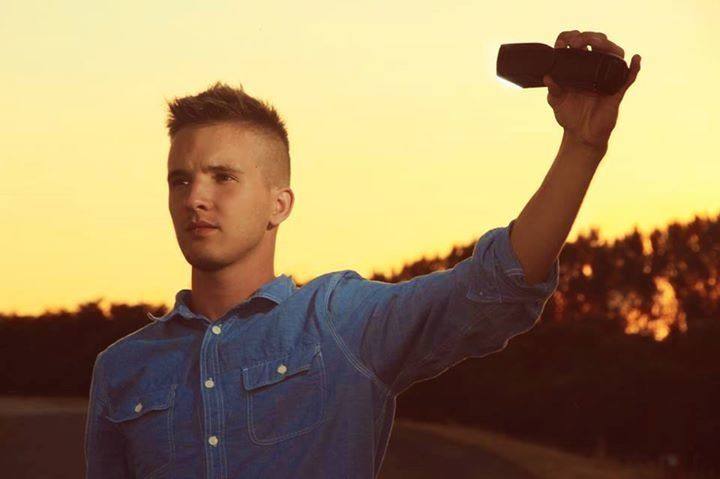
xmin=187 ymin=220 xmax=219 ymax=231
xmin=189 ymin=226 xmax=218 ymax=238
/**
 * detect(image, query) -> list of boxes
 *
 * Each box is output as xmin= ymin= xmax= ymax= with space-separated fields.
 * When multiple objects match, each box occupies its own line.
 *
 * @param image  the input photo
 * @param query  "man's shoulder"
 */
xmin=304 ymin=269 xmax=397 ymax=317
xmin=298 ymin=269 xmax=369 ymax=302
xmin=301 ymin=269 xmax=363 ymax=287
xmin=95 ymin=320 xmax=166 ymax=365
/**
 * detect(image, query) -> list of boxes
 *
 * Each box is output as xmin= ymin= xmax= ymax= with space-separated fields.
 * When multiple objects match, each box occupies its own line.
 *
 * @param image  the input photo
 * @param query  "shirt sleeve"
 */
xmin=85 ymin=351 xmax=133 ymax=479
xmin=325 ymin=220 xmax=559 ymax=395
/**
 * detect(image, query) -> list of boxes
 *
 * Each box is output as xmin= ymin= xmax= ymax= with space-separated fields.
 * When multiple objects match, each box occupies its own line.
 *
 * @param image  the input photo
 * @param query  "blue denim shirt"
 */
xmin=85 ymin=222 xmax=558 ymax=479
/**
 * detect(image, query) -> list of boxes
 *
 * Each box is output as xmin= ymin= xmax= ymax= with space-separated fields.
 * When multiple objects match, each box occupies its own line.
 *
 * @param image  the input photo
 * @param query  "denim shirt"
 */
xmin=85 ymin=222 xmax=559 ymax=479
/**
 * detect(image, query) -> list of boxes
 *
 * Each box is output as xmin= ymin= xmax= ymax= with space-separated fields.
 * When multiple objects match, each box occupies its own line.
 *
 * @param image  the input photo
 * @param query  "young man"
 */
xmin=85 ymin=30 xmax=641 ymax=478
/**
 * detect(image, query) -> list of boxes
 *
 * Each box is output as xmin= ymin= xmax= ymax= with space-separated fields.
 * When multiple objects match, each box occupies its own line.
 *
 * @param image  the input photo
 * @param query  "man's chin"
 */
xmin=184 ymin=253 xmax=229 ymax=272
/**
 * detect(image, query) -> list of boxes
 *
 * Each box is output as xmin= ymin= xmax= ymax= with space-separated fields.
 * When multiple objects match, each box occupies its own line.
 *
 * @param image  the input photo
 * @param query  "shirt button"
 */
xmin=208 ymin=435 xmax=219 ymax=447
xmin=204 ymin=378 xmax=215 ymax=389
xmin=211 ymin=325 xmax=222 ymax=335
xmin=277 ymin=364 xmax=287 ymax=375
xmin=134 ymin=403 xmax=143 ymax=413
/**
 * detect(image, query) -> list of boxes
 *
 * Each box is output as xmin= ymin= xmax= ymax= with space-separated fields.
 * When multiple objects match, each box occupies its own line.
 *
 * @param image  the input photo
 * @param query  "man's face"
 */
xmin=167 ymin=122 xmax=283 ymax=272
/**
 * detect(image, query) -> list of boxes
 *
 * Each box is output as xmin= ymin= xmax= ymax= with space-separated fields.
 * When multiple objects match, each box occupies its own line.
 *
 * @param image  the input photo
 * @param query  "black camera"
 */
xmin=496 ymin=42 xmax=629 ymax=95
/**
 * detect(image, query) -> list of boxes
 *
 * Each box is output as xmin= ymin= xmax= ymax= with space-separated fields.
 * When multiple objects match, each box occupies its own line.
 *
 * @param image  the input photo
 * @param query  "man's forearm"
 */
xmin=510 ymin=132 xmax=607 ymax=285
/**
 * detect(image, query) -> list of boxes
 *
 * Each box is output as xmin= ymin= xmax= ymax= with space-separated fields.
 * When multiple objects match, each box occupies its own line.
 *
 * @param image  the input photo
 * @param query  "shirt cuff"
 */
xmin=466 ymin=219 xmax=559 ymax=304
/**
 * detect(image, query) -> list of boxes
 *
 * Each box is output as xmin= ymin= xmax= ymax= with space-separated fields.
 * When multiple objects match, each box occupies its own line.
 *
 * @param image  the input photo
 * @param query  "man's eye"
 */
xmin=169 ymin=175 xmax=234 ymax=187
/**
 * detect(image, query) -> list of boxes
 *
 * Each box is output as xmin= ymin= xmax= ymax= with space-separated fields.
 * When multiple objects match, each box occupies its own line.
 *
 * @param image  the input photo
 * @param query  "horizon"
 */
xmin=2 ymin=210 xmax=718 ymax=323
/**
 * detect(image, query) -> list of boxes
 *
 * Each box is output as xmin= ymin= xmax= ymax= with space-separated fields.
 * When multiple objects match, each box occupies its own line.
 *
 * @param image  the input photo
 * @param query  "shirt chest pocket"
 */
xmin=242 ymin=343 xmax=326 ymax=445
xmin=105 ymin=384 xmax=177 ymax=479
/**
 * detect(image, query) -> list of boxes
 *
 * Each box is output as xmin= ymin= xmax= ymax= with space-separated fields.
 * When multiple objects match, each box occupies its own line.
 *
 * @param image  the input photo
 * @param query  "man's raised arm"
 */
xmin=510 ymin=30 xmax=642 ymax=285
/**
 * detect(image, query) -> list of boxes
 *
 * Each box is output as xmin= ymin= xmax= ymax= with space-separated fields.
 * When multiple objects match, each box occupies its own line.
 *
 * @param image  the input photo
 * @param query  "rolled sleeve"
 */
xmin=466 ymin=220 xmax=559 ymax=317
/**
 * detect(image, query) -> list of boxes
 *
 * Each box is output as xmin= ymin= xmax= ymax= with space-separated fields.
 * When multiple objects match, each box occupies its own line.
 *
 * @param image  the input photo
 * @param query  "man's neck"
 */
xmin=189 ymin=260 xmax=276 ymax=322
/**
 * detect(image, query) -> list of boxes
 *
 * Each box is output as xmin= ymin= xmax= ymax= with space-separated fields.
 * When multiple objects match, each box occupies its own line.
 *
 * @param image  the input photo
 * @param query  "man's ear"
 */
xmin=269 ymin=187 xmax=294 ymax=228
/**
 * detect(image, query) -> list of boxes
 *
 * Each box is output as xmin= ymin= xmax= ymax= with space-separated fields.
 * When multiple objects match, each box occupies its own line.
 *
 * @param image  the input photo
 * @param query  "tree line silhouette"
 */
xmin=1 ymin=213 xmax=718 ymax=475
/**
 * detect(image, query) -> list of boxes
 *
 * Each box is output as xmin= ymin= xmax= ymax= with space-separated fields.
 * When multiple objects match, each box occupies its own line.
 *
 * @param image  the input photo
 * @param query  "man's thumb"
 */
xmin=543 ymin=74 xmax=564 ymax=98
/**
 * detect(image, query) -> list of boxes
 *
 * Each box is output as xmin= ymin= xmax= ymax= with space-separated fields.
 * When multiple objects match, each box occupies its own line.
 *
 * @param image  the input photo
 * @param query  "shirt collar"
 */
xmin=147 ymin=274 xmax=297 ymax=323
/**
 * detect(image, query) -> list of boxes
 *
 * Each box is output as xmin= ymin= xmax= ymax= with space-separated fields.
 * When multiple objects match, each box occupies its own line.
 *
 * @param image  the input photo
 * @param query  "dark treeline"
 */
xmin=1 ymin=213 xmax=719 ymax=475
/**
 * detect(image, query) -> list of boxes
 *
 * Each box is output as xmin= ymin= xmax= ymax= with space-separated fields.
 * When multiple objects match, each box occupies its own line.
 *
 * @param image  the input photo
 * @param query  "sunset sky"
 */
xmin=1 ymin=0 xmax=718 ymax=316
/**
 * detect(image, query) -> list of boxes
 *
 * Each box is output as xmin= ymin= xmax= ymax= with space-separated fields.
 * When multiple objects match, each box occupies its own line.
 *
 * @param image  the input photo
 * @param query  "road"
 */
xmin=380 ymin=420 xmax=539 ymax=479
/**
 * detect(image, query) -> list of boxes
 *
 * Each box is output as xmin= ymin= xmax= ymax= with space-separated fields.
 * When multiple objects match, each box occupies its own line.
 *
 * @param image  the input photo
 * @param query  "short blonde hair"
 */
xmin=165 ymin=82 xmax=290 ymax=187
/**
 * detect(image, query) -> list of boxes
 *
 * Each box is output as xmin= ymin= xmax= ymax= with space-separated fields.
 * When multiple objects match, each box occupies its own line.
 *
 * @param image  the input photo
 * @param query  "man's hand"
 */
xmin=543 ymin=31 xmax=642 ymax=154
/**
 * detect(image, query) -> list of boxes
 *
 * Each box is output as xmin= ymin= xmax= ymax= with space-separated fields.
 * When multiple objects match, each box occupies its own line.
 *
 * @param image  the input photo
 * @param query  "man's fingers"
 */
xmin=552 ymin=30 xmax=639 ymax=100
xmin=585 ymin=35 xmax=625 ymax=59
xmin=555 ymin=31 xmax=624 ymax=58
xmin=618 ymin=54 xmax=642 ymax=98
xmin=555 ymin=30 xmax=581 ymax=48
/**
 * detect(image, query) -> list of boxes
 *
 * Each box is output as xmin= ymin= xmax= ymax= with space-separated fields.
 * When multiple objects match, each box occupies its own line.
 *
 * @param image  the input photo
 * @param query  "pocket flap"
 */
xmin=242 ymin=343 xmax=321 ymax=391
xmin=106 ymin=384 xmax=176 ymax=423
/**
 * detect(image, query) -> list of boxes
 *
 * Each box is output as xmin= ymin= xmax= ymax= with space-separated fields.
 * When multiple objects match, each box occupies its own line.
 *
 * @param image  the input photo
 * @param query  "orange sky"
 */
xmin=1 ymin=0 xmax=718 ymax=315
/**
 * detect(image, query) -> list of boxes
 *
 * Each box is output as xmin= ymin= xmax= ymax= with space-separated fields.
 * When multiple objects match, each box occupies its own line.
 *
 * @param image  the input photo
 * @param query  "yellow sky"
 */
xmin=1 ymin=0 xmax=718 ymax=316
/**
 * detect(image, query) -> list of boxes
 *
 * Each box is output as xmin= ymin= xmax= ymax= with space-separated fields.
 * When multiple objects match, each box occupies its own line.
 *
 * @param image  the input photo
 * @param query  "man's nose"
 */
xmin=185 ymin=179 xmax=212 ymax=211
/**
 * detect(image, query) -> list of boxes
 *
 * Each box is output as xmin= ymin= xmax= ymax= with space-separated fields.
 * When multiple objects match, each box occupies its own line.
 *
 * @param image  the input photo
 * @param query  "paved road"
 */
xmin=0 ymin=398 xmax=538 ymax=478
